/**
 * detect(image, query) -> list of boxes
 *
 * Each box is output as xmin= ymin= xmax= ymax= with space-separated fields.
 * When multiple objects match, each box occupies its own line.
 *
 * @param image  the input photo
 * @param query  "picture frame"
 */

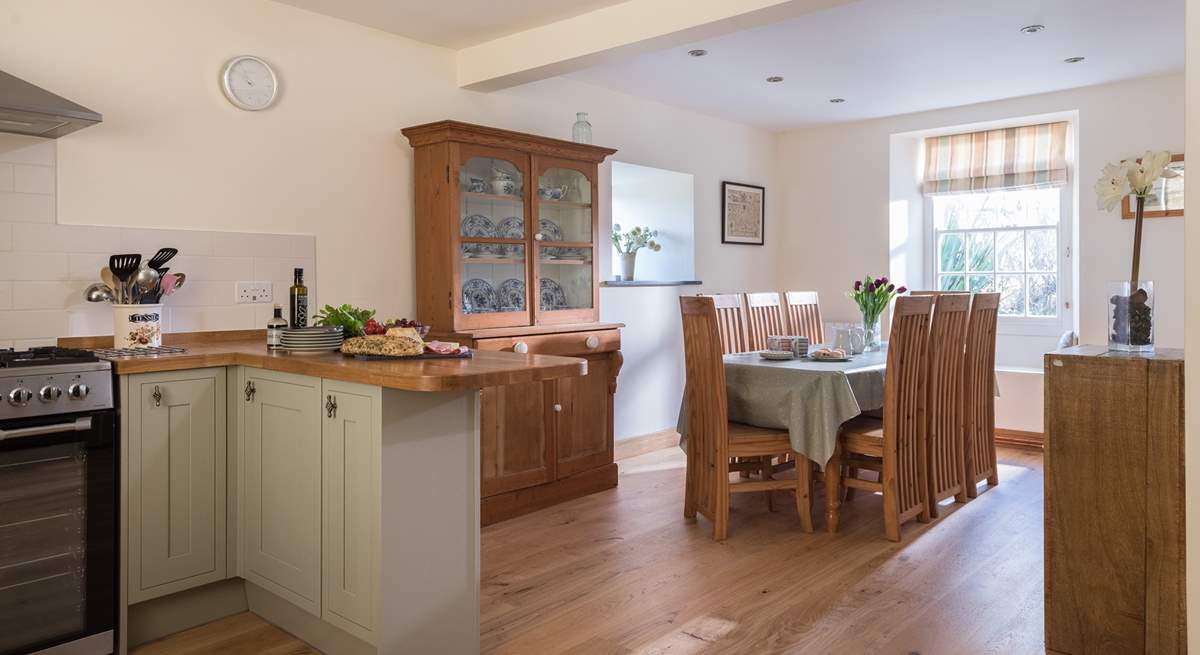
xmin=721 ymin=181 xmax=765 ymax=245
xmin=1122 ymin=153 xmax=1184 ymax=219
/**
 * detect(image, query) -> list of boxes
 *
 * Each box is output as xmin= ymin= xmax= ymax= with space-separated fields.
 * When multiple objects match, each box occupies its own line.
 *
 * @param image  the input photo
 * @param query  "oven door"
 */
xmin=0 ymin=409 xmax=116 ymax=655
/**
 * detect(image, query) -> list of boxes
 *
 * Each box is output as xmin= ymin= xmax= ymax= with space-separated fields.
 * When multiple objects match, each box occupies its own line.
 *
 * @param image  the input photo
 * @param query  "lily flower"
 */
xmin=1127 ymin=150 xmax=1176 ymax=196
xmin=1094 ymin=162 xmax=1131 ymax=210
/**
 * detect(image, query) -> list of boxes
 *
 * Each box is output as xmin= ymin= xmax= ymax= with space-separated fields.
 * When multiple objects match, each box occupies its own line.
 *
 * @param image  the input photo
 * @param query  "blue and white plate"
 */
xmin=539 ymin=278 xmax=569 ymax=311
xmin=462 ymin=278 xmax=498 ymax=314
xmin=496 ymin=216 xmax=524 ymax=257
xmin=498 ymin=278 xmax=526 ymax=312
xmin=461 ymin=214 xmax=496 ymax=256
xmin=538 ymin=218 xmax=563 ymax=257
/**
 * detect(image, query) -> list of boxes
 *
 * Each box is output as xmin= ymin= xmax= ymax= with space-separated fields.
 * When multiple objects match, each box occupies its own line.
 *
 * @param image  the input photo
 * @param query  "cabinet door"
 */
xmin=532 ymin=156 xmax=599 ymax=325
xmin=555 ymin=353 xmax=615 ymax=478
xmin=127 ymin=368 xmax=226 ymax=603
xmin=239 ymin=368 xmax=322 ymax=616
xmin=480 ymin=380 xmax=555 ymax=497
xmin=321 ymin=380 xmax=380 ymax=643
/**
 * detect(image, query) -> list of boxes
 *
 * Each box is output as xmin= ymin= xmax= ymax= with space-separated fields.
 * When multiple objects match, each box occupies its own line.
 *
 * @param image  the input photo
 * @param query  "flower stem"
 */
xmin=1130 ymin=195 xmax=1144 ymax=290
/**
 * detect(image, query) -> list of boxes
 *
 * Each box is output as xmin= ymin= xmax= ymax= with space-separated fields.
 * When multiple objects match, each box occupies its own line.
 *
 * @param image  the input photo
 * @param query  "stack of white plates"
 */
xmin=280 ymin=326 xmax=344 ymax=354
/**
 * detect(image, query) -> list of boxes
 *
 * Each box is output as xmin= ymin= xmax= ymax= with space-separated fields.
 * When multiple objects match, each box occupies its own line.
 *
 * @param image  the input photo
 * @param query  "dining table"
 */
xmin=677 ymin=347 xmax=889 ymax=469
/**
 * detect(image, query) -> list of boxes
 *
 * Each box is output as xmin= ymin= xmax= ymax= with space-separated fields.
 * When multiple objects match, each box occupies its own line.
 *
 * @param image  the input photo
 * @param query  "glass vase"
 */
xmin=572 ymin=112 xmax=592 ymax=144
xmin=861 ymin=310 xmax=882 ymax=352
xmin=1108 ymin=280 xmax=1154 ymax=353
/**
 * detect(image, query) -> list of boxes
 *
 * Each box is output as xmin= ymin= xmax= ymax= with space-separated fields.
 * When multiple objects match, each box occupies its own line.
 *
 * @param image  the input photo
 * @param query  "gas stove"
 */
xmin=0 ymin=347 xmax=112 ymax=420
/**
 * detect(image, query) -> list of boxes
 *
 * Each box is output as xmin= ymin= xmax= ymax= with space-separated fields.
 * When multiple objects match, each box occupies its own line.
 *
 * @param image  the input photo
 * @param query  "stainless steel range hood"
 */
xmin=0 ymin=69 xmax=101 ymax=138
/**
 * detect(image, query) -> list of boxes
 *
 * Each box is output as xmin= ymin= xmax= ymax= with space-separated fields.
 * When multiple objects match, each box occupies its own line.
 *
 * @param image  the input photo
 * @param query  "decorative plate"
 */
xmin=461 ymin=214 xmax=496 ymax=256
xmin=462 ymin=278 xmax=498 ymax=314
xmin=759 ymin=350 xmax=795 ymax=361
xmin=496 ymin=216 xmax=524 ymax=257
xmin=538 ymin=218 xmax=563 ymax=257
xmin=808 ymin=354 xmax=852 ymax=362
xmin=498 ymin=278 xmax=526 ymax=312
xmin=539 ymin=278 xmax=569 ymax=311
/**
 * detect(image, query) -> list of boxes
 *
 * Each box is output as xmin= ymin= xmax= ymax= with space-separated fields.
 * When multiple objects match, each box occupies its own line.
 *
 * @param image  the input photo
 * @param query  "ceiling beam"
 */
xmin=457 ymin=0 xmax=853 ymax=91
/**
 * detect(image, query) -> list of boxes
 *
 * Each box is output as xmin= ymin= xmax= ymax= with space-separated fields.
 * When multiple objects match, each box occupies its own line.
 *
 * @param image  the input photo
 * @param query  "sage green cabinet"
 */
xmin=321 ymin=379 xmax=381 ymax=643
xmin=125 ymin=368 xmax=227 ymax=604
xmin=237 ymin=367 xmax=322 ymax=616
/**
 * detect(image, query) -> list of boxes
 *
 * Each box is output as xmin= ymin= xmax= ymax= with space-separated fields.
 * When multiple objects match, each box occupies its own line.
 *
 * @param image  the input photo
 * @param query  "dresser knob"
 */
xmin=513 ymin=341 xmax=529 ymax=354
xmin=553 ymin=403 xmax=563 ymax=413
xmin=585 ymin=335 xmax=600 ymax=350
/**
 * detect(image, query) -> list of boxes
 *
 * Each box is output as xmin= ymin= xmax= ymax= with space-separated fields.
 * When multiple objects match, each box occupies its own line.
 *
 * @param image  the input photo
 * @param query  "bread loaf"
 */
xmin=341 ymin=334 xmax=424 ymax=357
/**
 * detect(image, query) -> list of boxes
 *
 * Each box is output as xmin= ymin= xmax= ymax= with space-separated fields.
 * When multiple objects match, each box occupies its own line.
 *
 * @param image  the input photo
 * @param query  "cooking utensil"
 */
xmin=146 ymin=247 xmax=177 ymax=272
xmin=84 ymin=282 xmax=115 ymax=303
xmin=108 ymin=254 xmax=141 ymax=304
xmin=132 ymin=264 xmax=160 ymax=303
xmin=160 ymin=273 xmax=179 ymax=297
xmin=100 ymin=267 xmax=116 ymax=291
xmin=170 ymin=272 xmax=186 ymax=291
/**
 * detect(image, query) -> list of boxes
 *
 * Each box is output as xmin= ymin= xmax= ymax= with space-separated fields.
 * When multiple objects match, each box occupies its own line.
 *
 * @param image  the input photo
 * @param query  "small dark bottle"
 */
xmin=289 ymin=268 xmax=308 ymax=328
xmin=266 ymin=305 xmax=287 ymax=350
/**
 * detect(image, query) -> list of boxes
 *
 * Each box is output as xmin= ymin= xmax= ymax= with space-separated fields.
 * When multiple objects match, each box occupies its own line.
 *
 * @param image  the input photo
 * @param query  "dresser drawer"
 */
xmin=474 ymin=329 xmax=620 ymax=356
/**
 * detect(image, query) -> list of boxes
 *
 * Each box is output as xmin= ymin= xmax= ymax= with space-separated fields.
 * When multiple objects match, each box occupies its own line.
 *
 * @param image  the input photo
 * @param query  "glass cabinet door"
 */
xmin=456 ymin=146 xmax=531 ymax=327
xmin=533 ymin=159 xmax=598 ymax=323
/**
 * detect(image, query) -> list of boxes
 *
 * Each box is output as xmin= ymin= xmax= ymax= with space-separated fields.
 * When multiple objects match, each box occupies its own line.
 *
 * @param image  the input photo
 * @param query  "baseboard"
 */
xmin=615 ymin=429 xmax=680 ymax=460
xmin=481 ymin=463 xmax=618 ymax=526
xmin=995 ymin=428 xmax=1043 ymax=450
xmin=126 ymin=578 xmax=248 ymax=649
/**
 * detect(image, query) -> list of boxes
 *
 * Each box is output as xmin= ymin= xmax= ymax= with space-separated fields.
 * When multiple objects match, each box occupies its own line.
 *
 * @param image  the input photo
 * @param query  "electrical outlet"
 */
xmin=236 ymin=281 xmax=273 ymax=304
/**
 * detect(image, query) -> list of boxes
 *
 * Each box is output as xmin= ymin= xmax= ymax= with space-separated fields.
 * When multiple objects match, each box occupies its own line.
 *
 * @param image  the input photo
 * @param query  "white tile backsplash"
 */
xmin=0 ymin=163 xmax=13 ymax=193
xmin=0 ymin=191 xmax=54 ymax=223
xmin=14 ymin=165 xmax=53 ymax=194
xmin=11 ymin=281 xmax=80 ymax=310
xmin=12 ymin=223 xmax=122 ymax=253
xmin=0 ymin=252 xmax=71 ymax=281
xmin=0 ymin=223 xmax=10 ymax=251
xmin=0 ymin=136 xmax=54 ymax=165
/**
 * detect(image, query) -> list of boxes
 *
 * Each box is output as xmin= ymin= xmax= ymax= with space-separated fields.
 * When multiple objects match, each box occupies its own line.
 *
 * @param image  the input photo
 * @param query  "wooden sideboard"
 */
xmin=1044 ymin=346 xmax=1185 ymax=654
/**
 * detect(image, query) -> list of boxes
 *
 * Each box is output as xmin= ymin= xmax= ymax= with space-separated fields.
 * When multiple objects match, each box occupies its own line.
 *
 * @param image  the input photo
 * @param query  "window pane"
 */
xmin=996 ymin=230 xmax=1024 ymax=272
xmin=933 ymin=187 xmax=1060 ymax=230
xmin=997 ymin=274 xmax=1025 ymax=316
xmin=939 ymin=233 xmax=965 ymax=272
xmin=968 ymin=233 xmax=994 ymax=272
xmin=969 ymin=274 xmax=994 ymax=292
xmin=1028 ymin=274 xmax=1057 ymax=316
xmin=1026 ymin=228 xmax=1057 ymax=272
xmin=939 ymin=275 xmax=966 ymax=292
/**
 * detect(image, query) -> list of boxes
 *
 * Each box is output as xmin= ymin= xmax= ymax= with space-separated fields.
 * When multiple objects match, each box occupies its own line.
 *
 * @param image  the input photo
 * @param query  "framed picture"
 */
xmin=1122 ymin=153 xmax=1184 ymax=219
xmin=721 ymin=181 xmax=765 ymax=245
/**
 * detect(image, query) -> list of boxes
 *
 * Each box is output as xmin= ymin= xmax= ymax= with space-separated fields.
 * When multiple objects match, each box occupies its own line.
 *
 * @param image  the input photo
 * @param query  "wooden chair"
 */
xmin=700 ymin=293 xmax=751 ymax=354
xmin=679 ymin=295 xmax=814 ymax=540
xmin=784 ymin=291 xmax=824 ymax=343
xmin=825 ymin=295 xmax=933 ymax=541
xmin=745 ymin=292 xmax=786 ymax=351
xmin=925 ymin=293 xmax=971 ymax=517
xmin=963 ymin=292 xmax=1000 ymax=497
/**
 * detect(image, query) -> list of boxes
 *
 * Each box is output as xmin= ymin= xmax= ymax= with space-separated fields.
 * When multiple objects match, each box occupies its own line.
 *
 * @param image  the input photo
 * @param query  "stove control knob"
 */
xmin=67 ymin=383 xmax=90 ymax=400
xmin=39 ymin=385 xmax=63 ymax=402
xmin=7 ymin=388 xmax=33 ymax=407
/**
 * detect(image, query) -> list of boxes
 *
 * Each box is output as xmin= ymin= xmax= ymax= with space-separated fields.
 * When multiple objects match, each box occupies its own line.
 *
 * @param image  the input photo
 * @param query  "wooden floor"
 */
xmin=131 ymin=611 xmax=319 ymax=655
xmin=136 ymin=445 xmax=1045 ymax=655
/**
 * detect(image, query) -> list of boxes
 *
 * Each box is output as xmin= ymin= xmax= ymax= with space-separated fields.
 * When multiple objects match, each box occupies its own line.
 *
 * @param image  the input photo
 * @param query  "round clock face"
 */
xmin=221 ymin=56 xmax=277 ymax=111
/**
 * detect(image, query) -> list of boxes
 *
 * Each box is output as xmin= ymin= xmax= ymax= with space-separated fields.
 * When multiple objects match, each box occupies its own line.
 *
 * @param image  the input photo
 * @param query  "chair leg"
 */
xmin=795 ymin=457 xmax=813 ymax=533
xmin=844 ymin=467 xmax=859 ymax=501
xmin=714 ymin=459 xmax=730 ymax=541
xmin=824 ymin=445 xmax=842 ymax=533
xmin=762 ymin=456 xmax=775 ymax=512
xmin=683 ymin=449 xmax=697 ymax=521
xmin=882 ymin=489 xmax=901 ymax=542
xmin=738 ymin=457 xmax=751 ymax=479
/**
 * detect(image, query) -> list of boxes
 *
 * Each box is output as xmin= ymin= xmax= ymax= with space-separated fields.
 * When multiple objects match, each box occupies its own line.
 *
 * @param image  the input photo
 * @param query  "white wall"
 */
xmin=776 ymin=74 xmax=1184 ymax=432
xmin=1184 ymin=0 xmax=1199 ymax=645
xmin=610 ymin=161 xmax=695 ymax=282
xmin=0 ymin=0 xmax=779 ymax=440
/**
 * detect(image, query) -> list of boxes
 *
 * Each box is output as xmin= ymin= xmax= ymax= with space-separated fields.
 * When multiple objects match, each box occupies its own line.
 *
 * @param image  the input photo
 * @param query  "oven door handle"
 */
xmin=0 ymin=417 xmax=93 ymax=441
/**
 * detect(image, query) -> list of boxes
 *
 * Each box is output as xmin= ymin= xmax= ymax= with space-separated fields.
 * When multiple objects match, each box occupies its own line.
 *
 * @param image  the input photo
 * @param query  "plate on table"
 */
xmin=462 ymin=278 xmax=498 ymax=314
xmin=808 ymin=350 xmax=852 ymax=362
xmin=759 ymin=350 xmax=795 ymax=361
xmin=539 ymin=278 xmax=568 ymax=311
xmin=498 ymin=278 xmax=526 ymax=312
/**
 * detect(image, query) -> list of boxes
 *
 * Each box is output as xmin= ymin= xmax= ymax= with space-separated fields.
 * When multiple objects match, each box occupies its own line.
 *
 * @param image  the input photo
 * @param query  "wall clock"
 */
xmin=220 ymin=55 xmax=278 ymax=111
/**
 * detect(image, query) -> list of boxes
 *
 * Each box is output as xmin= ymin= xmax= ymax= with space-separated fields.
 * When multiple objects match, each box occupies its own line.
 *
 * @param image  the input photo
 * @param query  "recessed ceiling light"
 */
xmin=688 ymin=49 xmax=708 ymax=57
xmin=1064 ymin=56 xmax=1086 ymax=64
xmin=829 ymin=98 xmax=846 ymax=104
xmin=766 ymin=76 xmax=784 ymax=83
xmin=1019 ymin=24 xmax=1046 ymax=34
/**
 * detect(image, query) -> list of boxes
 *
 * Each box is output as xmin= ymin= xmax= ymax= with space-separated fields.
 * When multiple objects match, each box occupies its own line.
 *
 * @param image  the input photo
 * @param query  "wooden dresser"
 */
xmin=401 ymin=120 xmax=622 ymax=525
xmin=1044 ymin=346 xmax=1185 ymax=654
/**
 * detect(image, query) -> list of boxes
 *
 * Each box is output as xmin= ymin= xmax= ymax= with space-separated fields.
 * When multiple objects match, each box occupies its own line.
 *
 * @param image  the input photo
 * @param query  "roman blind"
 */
xmin=923 ymin=121 xmax=1069 ymax=195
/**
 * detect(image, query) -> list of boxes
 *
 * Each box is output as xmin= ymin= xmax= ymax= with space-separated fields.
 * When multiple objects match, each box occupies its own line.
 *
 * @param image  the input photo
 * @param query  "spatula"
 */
xmin=146 ymin=247 xmax=177 ymax=272
xmin=108 ymin=254 xmax=141 ymax=304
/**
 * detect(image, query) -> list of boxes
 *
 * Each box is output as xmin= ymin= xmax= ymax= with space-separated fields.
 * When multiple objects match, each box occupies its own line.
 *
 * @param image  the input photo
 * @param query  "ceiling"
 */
xmin=568 ymin=0 xmax=1185 ymax=130
xmin=272 ymin=0 xmax=626 ymax=48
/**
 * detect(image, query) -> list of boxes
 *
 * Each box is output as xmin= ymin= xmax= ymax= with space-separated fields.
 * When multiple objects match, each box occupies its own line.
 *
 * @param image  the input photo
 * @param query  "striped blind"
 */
xmin=923 ymin=121 xmax=1069 ymax=195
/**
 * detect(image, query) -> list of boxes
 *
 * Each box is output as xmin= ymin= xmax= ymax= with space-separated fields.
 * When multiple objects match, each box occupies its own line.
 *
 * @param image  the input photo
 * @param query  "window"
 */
xmin=932 ymin=187 xmax=1062 ymax=318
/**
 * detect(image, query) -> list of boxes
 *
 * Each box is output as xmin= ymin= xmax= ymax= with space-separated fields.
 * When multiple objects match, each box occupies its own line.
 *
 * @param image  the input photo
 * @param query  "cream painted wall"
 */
xmin=0 ymin=0 xmax=779 ymax=440
xmin=1183 ymin=0 xmax=1198 ymax=647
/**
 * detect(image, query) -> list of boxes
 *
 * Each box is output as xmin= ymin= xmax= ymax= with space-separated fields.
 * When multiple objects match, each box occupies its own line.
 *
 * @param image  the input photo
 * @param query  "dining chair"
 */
xmin=924 ymin=292 xmax=971 ymax=517
xmin=700 ymin=293 xmax=752 ymax=354
xmin=963 ymin=292 xmax=1000 ymax=497
xmin=825 ymin=294 xmax=933 ymax=541
xmin=679 ymin=295 xmax=814 ymax=540
xmin=784 ymin=291 xmax=825 ymax=343
xmin=745 ymin=292 xmax=786 ymax=351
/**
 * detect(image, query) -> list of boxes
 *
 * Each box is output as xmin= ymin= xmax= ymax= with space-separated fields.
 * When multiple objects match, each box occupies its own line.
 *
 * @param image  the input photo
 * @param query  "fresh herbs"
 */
xmin=314 ymin=304 xmax=376 ymax=337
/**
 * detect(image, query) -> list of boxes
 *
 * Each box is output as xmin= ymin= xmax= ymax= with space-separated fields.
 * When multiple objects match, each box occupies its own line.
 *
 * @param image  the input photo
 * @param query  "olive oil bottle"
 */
xmin=289 ymin=268 xmax=308 ymax=328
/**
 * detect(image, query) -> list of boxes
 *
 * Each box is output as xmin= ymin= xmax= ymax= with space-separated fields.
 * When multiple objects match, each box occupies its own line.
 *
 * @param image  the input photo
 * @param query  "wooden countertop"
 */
xmin=58 ymin=332 xmax=587 ymax=392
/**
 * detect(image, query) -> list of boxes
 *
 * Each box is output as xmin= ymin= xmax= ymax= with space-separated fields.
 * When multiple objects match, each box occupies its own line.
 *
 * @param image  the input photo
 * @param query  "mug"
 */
xmin=832 ymin=325 xmax=864 ymax=355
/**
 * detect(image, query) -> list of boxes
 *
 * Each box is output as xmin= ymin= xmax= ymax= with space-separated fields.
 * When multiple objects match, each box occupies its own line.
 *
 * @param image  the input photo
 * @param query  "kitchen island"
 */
xmin=60 ymin=331 xmax=587 ymax=655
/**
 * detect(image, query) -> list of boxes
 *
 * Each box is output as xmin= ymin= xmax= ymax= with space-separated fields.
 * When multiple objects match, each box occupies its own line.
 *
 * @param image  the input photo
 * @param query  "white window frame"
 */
xmin=923 ymin=184 xmax=1074 ymax=338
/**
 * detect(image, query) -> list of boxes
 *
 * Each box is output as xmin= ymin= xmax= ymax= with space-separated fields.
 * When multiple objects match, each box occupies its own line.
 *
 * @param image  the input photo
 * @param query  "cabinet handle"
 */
xmin=513 ymin=341 xmax=529 ymax=354
xmin=152 ymin=385 xmax=162 ymax=408
xmin=585 ymin=335 xmax=600 ymax=350
xmin=244 ymin=381 xmax=256 ymax=402
xmin=553 ymin=403 xmax=563 ymax=413
xmin=534 ymin=233 xmax=545 ymax=241
xmin=326 ymin=394 xmax=338 ymax=418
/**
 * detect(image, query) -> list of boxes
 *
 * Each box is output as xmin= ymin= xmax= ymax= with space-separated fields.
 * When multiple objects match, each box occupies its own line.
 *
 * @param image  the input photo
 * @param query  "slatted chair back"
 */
xmin=924 ymin=292 xmax=971 ymax=515
xmin=745 ymin=292 xmax=786 ymax=351
xmin=679 ymin=296 xmax=731 ymax=521
xmin=909 ymin=290 xmax=969 ymax=297
xmin=784 ymin=291 xmax=825 ymax=343
xmin=700 ymin=293 xmax=751 ymax=354
xmin=964 ymin=292 xmax=1000 ymax=495
xmin=882 ymin=294 xmax=935 ymax=526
